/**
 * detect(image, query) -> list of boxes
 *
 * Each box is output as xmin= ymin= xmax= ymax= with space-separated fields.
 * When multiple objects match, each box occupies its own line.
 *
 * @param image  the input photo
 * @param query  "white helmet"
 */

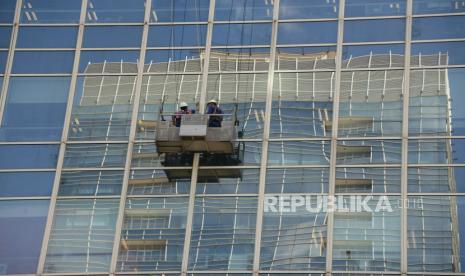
xmin=208 ymin=99 xmax=217 ymax=104
xmin=179 ymin=102 xmax=188 ymax=108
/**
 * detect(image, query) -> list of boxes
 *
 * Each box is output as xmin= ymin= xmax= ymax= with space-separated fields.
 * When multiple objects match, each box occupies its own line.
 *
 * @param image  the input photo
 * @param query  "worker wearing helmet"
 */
xmin=172 ymin=102 xmax=194 ymax=127
xmin=206 ymin=99 xmax=223 ymax=127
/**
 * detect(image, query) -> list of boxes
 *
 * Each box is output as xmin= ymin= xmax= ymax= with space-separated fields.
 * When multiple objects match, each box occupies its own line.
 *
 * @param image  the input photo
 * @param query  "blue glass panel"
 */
xmin=345 ymin=0 xmax=406 ymax=17
xmin=79 ymin=50 xmax=140 ymax=73
xmin=20 ymin=0 xmax=82 ymax=23
xmin=411 ymin=41 xmax=465 ymax=66
xmin=128 ymin=169 xmax=190 ymax=195
xmin=212 ymin=23 xmax=271 ymax=46
xmin=275 ymin=46 xmax=336 ymax=70
xmin=59 ymin=170 xmax=123 ymax=196
xmin=63 ymin=143 xmax=127 ymax=168
xmin=342 ymin=44 xmax=405 ymax=68
xmin=83 ymin=26 xmax=142 ymax=48
xmin=148 ymin=25 xmax=207 ymax=47
xmin=196 ymin=169 xmax=258 ymax=194
xmin=278 ymin=22 xmax=338 ymax=44
xmin=344 ymin=19 xmax=405 ymax=42
xmin=0 ymin=172 xmax=54 ymax=197
xmin=266 ymin=168 xmax=329 ymax=193
xmin=0 ymin=0 xmax=16 ymax=23
xmin=268 ymin=141 xmax=332 ymax=165
xmin=336 ymin=167 xmax=401 ymax=193
xmin=0 ymin=27 xmax=12 ymax=48
xmin=413 ymin=0 xmax=465 ymax=14
xmin=337 ymin=140 xmax=402 ymax=164
xmin=0 ymin=145 xmax=59 ymax=169
xmin=16 ymin=27 xmax=78 ymax=48
xmin=0 ymin=77 xmax=70 ymax=141
xmin=407 ymin=139 xmax=465 ymax=164
xmin=413 ymin=16 xmax=465 ymax=40
xmin=215 ymin=0 xmax=273 ymax=21
xmin=409 ymin=167 xmax=465 ymax=192
xmin=0 ymin=51 xmax=7 ymax=73
xmin=0 ymin=200 xmax=49 ymax=274
xmin=280 ymin=0 xmax=339 ymax=19
xmin=86 ymin=0 xmax=145 ymax=23
xmin=12 ymin=51 xmax=74 ymax=73
xmin=145 ymin=49 xmax=202 ymax=72
xmin=152 ymin=0 xmax=210 ymax=22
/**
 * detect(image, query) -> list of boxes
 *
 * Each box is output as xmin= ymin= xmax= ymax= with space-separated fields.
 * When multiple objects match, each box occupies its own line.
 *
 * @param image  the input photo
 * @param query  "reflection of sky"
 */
xmin=449 ymin=69 xmax=465 ymax=135
xmin=343 ymin=44 xmax=404 ymax=60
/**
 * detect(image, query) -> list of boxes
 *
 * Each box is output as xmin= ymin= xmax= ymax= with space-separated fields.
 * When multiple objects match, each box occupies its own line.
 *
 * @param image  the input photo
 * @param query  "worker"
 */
xmin=206 ymin=99 xmax=223 ymax=127
xmin=172 ymin=102 xmax=194 ymax=127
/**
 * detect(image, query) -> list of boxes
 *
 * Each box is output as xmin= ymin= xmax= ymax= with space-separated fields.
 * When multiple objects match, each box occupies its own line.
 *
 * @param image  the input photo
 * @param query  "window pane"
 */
xmin=0 ymin=51 xmax=7 ymax=73
xmin=413 ymin=0 xmax=465 ymax=14
xmin=279 ymin=0 xmax=339 ymax=19
xmin=276 ymin=46 xmax=337 ymax=70
xmin=117 ymin=197 xmax=188 ymax=271
xmin=215 ymin=0 xmax=273 ymax=21
xmin=210 ymin=48 xmax=270 ymax=72
xmin=151 ymin=0 xmax=210 ymax=22
xmin=83 ymin=26 xmax=143 ymax=48
xmin=86 ymin=0 xmax=145 ymax=23
xmin=12 ymin=51 xmax=75 ymax=73
xmin=412 ymin=16 xmax=465 ymax=40
xmin=0 ymin=27 xmax=12 ymax=48
xmin=268 ymin=141 xmax=332 ymax=165
xmin=20 ymin=0 xmax=82 ymax=23
xmin=196 ymin=169 xmax=259 ymax=194
xmin=336 ymin=140 xmax=402 ymax=165
xmin=148 ymin=25 xmax=207 ymax=47
xmin=0 ymin=0 xmax=16 ymax=23
xmin=212 ymin=23 xmax=271 ymax=46
xmin=0 ymin=145 xmax=59 ymax=169
xmin=44 ymin=199 xmax=119 ymax=273
xmin=63 ymin=143 xmax=127 ymax=168
xmin=0 ymin=77 xmax=70 ymax=141
xmin=408 ymin=139 xmax=465 ymax=164
xmin=128 ymin=169 xmax=191 ymax=195
xmin=80 ymin=50 xmax=139 ymax=73
xmin=342 ymin=44 xmax=405 ymax=69
xmin=68 ymin=76 xmax=136 ymax=141
xmin=0 ymin=200 xmax=49 ymax=274
xmin=59 ymin=170 xmax=123 ymax=196
xmin=0 ymin=172 xmax=54 ymax=197
xmin=411 ymin=41 xmax=465 ymax=66
xmin=345 ymin=0 xmax=406 ymax=17
xmin=17 ymin=27 xmax=78 ymax=48
xmin=344 ymin=19 xmax=405 ymax=43
xmin=278 ymin=22 xmax=337 ymax=44
xmin=336 ymin=167 xmax=401 ymax=193
xmin=266 ymin=168 xmax=329 ymax=193
xmin=189 ymin=197 xmax=257 ymax=270
xmin=145 ymin=49 xmax=203 ymax=73
xmin=408 ymin=167 xmax=465 ymax=193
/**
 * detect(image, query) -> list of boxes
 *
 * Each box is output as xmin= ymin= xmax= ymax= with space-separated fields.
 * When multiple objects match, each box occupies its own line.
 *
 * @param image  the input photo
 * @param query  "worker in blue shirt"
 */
xmin=172 ymin=102 xmax=194 ymax=127
xmin=206 ymin=99 xmax=223 ymax=127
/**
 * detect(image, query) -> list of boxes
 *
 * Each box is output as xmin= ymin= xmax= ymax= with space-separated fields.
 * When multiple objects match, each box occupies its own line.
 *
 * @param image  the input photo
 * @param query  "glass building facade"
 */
xmin=1 ymin=0 xmax=465 ymax=275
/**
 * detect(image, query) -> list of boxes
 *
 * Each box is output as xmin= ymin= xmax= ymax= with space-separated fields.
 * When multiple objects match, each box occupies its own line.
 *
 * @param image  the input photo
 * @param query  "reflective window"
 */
xmin=63 ymin=143 xmax=127 ymax=168
xmin=145 ymin=49 xmax=203 ymax=73
xmin=408 ymin=167 xmax=465 ymax=192
xmin=0 ymin=145 xmax=58 ymax=169
xmin=44 ymin=199 xmax=119 ymax=273
xmin=59 ymin=170 xmax=123 ymax=196
xmin=17 ymin=26 xmax=78 ymax=48
xmin=196 ymin=169 xmax=259 ymax=194
xmin=276 ymin=46 xmax=337 ymax=70
xmin=212 ymin=23 xmax=271 ymax=46
xmin=86 ymin=0 xmax=145 ymax=23
xmin=333 ymin=196 xmax=401 ymax=271
xmin=271 ymin=72 xmax=334 ymax=138
xmin=336 ymin=167 xmax=401 ymax=193
xmin=215 ymin=0 xmax=273 ymax=21
xmin=278 ymin=22 xmax=337 ymax=45
xmin=411 ymin=41 xmax=465 ymax=66
xmin=12 ymin=51 xmax=75 ymax=74
xmin=131 ymin=143 xmax=166 ymax=167
xmin=266 ymin=168 xmax=329 ymax=193
xmin=0 ymin=0 xmax=16 ymax=23
xmin=345 ymin=0 xmax=406 ymax=17
xmin=336 ymin=140 xmax=402 ymax=164
xmin=339 ymin=70 xmax=404 ymax=137
xmin=413 ymin=0 xmax=465 ymax=14
xmin=412 ymin=16 xmax=465 ymax=40
xmin=188 ymin=197 xmax=257 ymax=270
xmin=0 ymin=27 xmax=12 ymax=48
xmin=408 ymin=139 xmax=465 ymax=164
xmin=344 ymin=19 xmax=405 ymax=43
xmin=0 ymin=77 xmax=70 ymax=141
xmin=68 ymin=76 xmax=136 ymax=141
xmin=151 ymin=0 xmax=210 ymax=22
xmin=117 ymin=197 xmax=188 ymax=271
xmin=128 ymin=169 xmax=191 ymax=195
xmin=342 ymin=44 xmax=405 ymax=69
xmin=83 ymin=26 xmax=143 ymax=48
xmin=0 ymin=51 xmax=7 ymax=73
xmin=0 ymin=172 xmax=54 ymax=197
xmin=408 ymin=196 xmax=465 ymax=272
xmin=261 ymin=197 xmax=326 ymax=270
xmin=279 ymin=0 xmax=339 ymax=19
xmin=20 ymin=0 xmax=82 ymax=23
xmin=148 ymin=25 xmax=207 ymax=47
xmin=0 ymin=200 xmax=49 ymax=274
xmin=268 ymin=141 xmax=331 ymax=165
xmin=79 ymin=50 xmax=139 ymax=73
xmin=209 ymin=48 xmax=270 ymax=72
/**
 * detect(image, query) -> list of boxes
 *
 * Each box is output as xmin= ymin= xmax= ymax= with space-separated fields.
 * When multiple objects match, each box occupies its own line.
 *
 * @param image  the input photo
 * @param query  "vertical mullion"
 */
xmin=401 ymin=0 xmax=413 ymax=275
xmin=36 ymin=0 xmax=88 ymax=273
xmin=108 ymin=0 xmax=152 ymax=273
xmin=252 ymin=0 xmax=280 ymax=275
xmin=325 ymin=0 xmax=345 ymax=274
